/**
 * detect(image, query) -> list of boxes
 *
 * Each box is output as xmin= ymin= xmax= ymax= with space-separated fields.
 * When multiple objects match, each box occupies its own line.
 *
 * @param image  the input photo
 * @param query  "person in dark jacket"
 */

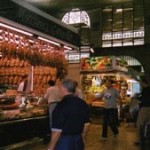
xmin=48 ymin=78 xmax=90 ymax=150
xmin=135 ymin=78 xmax=150 ymax=145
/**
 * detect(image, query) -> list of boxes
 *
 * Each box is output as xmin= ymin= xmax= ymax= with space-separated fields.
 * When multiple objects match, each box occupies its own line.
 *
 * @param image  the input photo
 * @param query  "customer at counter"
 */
xmin=38 ymin=80 xmax=61 ymax=128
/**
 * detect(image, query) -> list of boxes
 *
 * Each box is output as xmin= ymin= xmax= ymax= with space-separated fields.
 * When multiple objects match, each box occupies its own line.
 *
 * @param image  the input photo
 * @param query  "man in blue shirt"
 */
xmin=48 ymin=78 xmax=90 ymax=150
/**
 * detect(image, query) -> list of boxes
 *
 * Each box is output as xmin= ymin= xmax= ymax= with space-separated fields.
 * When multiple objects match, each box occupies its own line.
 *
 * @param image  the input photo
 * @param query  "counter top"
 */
xmin=0 ymin=107 xmax=48 ymax=122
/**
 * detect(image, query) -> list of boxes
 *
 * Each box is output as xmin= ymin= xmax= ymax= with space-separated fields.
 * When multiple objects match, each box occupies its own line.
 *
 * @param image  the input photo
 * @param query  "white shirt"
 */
xmin=44 ymin=86 xmax=61 ymax=104
xmin=17 ymin=81 xmax=25 ymax=92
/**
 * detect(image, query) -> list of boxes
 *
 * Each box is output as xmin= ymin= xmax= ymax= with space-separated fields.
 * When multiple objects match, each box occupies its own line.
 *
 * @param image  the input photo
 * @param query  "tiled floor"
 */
xmin=85 ymin=123 xmax=140 ymax=150
xmin=3 ymin=111 xmax=149 ymax=150
xmin=13 ymin=122 xmax=143 ymax=150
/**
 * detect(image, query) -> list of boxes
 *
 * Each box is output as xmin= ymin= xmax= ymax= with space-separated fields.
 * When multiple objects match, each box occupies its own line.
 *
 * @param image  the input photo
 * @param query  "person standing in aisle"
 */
xmin=134 ymin=78 xmax=150 ymax=145
xmin=48 ymin=78 xmax=90 ymax=150
xmin=99 ymin=79 xmax=120 ymax=140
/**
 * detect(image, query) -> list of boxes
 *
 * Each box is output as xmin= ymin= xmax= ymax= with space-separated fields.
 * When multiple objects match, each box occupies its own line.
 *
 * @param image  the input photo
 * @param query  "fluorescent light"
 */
xmin=90 ymin=48 xmax=94 ymax=53
xmin=64 ymin=46 xmax=72 ymax=50
xmin=116 ymin=9 xmax=122 ymax=12
xmin=38 ymin=36 xmax=60 ymax=46
xmin=0 ymin=23 xmax=33 ymax=36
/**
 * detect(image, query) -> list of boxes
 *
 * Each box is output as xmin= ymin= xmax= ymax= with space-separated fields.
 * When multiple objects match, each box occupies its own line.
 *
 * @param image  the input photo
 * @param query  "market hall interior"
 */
xmin=1 ymin=0 xmax=150 ymax=150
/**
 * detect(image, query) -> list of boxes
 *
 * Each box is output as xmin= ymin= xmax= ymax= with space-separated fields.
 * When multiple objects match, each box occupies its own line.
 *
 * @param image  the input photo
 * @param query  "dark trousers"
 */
xmin=55 ymin=135 xmax=84 ymax=150
xmin=102 ymin=108 xmax=119 ymax=138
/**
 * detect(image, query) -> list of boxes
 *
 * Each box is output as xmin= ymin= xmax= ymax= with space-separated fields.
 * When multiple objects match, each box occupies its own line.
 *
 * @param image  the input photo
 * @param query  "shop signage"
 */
xmin=0 ymin=0 xmax=80 ymax=46
xmin=66 ymin=53 xmax=90 ymax=63
xmin=102 ymin=31 xmax=144 ymax=40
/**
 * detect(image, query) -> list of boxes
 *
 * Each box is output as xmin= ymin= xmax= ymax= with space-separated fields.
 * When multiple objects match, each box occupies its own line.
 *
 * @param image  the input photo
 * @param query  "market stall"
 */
xmin=0 ymin=24 xmax=67 ymax=148
xmin=0 ymin=1 xmax=79 ymax=147
xmin=80 ymin=56 xmax=138 ymax=122
xmin=0 ymin=25 xmax=68 ymax=147
xmin=80 ymin=56 xmax=140 ymax=107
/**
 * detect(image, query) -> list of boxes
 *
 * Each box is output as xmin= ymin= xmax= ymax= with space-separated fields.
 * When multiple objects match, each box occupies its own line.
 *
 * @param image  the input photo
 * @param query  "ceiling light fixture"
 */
xmin=90 ymin=48 xmax=94 ymax=53
xmin=0 ymin=22 xmax=33 ymax=36
xmin=38 ymin=36 xmax=60 ymax=46
xmin=116 ymin=9 xmax=122 ymax=12
xmin=63 ymin=46 xmax=72 ymax=50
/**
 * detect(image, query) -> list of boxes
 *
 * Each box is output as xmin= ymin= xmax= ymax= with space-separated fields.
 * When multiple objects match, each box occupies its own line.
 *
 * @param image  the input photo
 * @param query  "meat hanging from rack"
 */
xmin=0 ymin=28 xmax=67 ymax=91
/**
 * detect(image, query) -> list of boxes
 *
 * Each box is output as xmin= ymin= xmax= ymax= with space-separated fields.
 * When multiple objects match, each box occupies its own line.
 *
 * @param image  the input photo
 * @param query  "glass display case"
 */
xmin=0 ymin=95 xmax=48 ymax=121
xmin=0 ymin=94 xmax=49 ymax=148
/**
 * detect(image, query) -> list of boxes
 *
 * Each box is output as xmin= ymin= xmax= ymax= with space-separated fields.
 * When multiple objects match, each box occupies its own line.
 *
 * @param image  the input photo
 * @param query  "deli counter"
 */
xmin=0 ymin=93 xmax=49 ymax=148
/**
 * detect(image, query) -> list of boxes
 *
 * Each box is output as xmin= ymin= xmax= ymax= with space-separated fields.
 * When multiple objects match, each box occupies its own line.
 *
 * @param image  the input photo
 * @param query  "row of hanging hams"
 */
xmin=0 ymin=28 xmax=67 ymax=82
xmin=34 ymin=67 xmax=57 ymax=88
xmin=34 ymin=66 xmax=57 ymax=76
xmin=0 ymin=57 xmax=57 ymax=74
xmin=0 ymin=75 xmax=24 ymax=85
xmin=0 ymin=29 xmax=64 ymax=64
xmin=0 ymin=67 xmax=57 ymax=85
xmin=34 ymin=74 xmax=56 ymax=88
xmin=32 ymin=74 xmax=57 ymax=95
xmin=0 ymin=74 xmax=57 ymax=89
xmin=0 ymin=74 xmax=57 ymax=87
xmin=0 ymin=66 xmax=57 ymax=76
xmin=0 ymin=55 xmax=57 ymax=87
xmin=0 ymin=28 xmax=59 ymax=89
xmin=0 ymin=57 xmax=30 ymax=67
xmin=0 ymin=67 xmax=30 ymax=76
